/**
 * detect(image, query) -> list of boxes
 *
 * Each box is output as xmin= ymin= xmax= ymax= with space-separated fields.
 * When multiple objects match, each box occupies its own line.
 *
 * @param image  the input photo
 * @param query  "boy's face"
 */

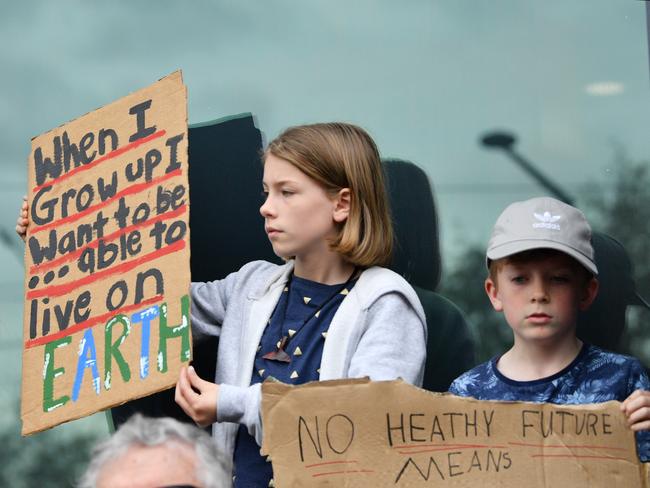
xmin=485 ymin=252 xmax=598 ymax=346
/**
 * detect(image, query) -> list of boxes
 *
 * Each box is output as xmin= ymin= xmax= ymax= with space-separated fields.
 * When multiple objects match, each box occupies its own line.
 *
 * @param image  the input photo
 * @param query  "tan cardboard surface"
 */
xmin=21 ymin=71 xmax=190 ymax=435
xmin=262 ymin=378 xmax=647 ymax=487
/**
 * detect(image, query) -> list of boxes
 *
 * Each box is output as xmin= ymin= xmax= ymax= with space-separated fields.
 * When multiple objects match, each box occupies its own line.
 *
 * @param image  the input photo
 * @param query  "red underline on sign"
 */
xmin=530 ymin=454 xmax=628 ymax=461
xmin=27 ymin=240 xmax=185 ymax=299
xmin=395 ymin=443 xmax=507 ymax=450
xmin=30 ymin=205 xmax=188 ymax=273
xmin=30 ymin=168 xmax=182 ymax=235
xmin=397 ymin=444 xmax=508 ymax=455
xmin=25 ymin=294 xmax=164 ymax=349
xmin=509 ymin=442 xmax=626 ymax=451
xmin=305 ymin=461 xmax=358 ymax=469
xmin=311 ymin=470 xmax=374 ymax=478
xmin=32 ymin=130 xmax=167 ymax=193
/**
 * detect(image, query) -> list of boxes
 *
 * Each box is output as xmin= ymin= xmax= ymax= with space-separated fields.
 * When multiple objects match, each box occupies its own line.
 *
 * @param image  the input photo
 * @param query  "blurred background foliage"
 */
xmin=0 ymin=406 xmax=98 ymax=487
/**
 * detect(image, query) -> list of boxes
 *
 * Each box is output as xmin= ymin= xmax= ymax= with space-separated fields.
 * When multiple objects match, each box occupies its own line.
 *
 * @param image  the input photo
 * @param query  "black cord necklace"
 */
xmin=261 ymin=267 xmax=358 ymax=363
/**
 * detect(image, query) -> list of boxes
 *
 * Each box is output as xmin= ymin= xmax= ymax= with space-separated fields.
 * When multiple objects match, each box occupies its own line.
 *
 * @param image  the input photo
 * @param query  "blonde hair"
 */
xmin=265 ymin=122 xmax=393 ymax=267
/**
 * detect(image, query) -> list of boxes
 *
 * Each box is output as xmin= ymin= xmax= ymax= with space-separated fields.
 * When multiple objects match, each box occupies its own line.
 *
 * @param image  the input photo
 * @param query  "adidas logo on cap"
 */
xmin=532 ymin=211 xmax=561 ymax=230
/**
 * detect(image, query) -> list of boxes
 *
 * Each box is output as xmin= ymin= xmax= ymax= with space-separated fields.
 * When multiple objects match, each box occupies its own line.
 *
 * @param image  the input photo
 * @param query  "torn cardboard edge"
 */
xmin=262 ymin=378 xmax=648 ymax=487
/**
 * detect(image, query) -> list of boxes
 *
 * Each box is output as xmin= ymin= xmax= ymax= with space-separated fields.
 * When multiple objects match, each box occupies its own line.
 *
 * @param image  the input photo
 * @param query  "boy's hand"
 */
xmin=15 ymin=195 xmax=28 ymax=242
xmin=175 ymin=365 xmax=219 ymax=427
xmin=621 ymin=390 xmax=650 ymax=431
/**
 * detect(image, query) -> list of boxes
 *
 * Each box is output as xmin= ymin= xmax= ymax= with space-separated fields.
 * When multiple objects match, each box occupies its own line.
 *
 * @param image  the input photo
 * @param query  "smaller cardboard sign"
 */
xmin=262 ymin=379 xmax=648 ymax=487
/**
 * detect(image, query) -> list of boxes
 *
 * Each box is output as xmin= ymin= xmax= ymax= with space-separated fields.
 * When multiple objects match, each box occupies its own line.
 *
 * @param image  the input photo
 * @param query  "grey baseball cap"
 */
xmin=487 ymin=197 xmax=598 ymax=275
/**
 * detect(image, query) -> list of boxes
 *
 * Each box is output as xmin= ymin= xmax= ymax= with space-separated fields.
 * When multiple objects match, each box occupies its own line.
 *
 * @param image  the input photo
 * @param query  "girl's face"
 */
xmin=260 ymin=154 xmax=348 ymax=261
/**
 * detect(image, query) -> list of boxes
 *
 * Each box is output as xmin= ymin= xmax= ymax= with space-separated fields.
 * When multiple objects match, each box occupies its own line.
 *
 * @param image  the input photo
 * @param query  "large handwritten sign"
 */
xmin=262 ymin=379 xmax=647 ymax=487
xmin=21 ymin=72 xmax=191 ymax=435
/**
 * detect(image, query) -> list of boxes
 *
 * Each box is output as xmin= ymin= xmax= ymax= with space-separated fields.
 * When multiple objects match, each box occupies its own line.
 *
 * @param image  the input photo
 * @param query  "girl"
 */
xmin=18 ymin=122 xmax=427 ymax=487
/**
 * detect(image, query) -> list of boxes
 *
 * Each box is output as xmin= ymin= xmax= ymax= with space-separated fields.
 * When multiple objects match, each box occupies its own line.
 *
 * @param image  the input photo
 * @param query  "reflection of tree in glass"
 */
xmin=584 ymin=158 xmax=650 ymax=366
xmin=440 ymin=159 xmax=650 ymax=367
xmin=439 ymin=247 xmax=505 ymax=364
xmin=0 ymin=405 xmax=98 ymax=488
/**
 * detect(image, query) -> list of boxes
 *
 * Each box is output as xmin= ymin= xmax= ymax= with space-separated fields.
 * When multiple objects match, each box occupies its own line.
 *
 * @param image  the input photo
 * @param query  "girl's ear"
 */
xmin=485 ymin=277 xmax=503 ymax=312
xmin=332 ymin=188 xmax=351 ymax=223
xmin=579 ymin=277 xmax=599 ymax=311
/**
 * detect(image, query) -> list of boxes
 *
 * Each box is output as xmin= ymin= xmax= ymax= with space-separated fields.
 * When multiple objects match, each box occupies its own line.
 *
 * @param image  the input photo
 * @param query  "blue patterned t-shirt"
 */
xmin=449 ymin=344 xmax=650 ymax=461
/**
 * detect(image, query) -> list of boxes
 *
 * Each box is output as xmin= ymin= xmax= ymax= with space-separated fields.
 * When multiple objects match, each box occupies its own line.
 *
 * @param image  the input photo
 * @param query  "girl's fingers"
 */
xmin=16 ymin=221 xmax=27 ymax=241
xmin=175 ymin=368 xmax=198 ymax=414
xmin=174 ymin=368 xmax=218 ymax=426
xmin=178 ymin=368 xmax=197 ymax=402
xmin=16 ymin=197 xmax=29 ymax=241
xmin=186 ymin=366 xmax=209 ymax=391
xmin=174 ymin=380 xmax=192 ymax=415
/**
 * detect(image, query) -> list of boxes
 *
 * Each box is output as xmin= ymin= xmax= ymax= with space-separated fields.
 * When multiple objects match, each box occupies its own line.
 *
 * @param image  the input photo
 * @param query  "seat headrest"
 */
xmin=383 ymin=158 xmax=441 ymax=291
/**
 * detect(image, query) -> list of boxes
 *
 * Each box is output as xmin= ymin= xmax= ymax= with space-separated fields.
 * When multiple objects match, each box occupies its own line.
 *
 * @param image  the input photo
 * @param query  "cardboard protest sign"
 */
xmin=21 ymin=71 xmax=190 ymax=435
xmin=262 ymin=379 xmax=648 ymax=487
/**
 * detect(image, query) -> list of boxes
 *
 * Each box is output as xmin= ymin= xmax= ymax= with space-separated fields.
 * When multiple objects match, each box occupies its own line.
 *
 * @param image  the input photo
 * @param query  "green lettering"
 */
xmin=104 ymin=314 xmax=131 ymax=389
xmin=43 ymin=336 xmax=72 ymax=412
xmin=157 ymin=294 xmax=191 ymax=373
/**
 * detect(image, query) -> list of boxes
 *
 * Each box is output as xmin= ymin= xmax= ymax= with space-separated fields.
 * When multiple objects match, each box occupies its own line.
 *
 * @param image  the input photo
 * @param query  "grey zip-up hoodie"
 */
xmin=190 ymin=260 xmax=427 ymax=469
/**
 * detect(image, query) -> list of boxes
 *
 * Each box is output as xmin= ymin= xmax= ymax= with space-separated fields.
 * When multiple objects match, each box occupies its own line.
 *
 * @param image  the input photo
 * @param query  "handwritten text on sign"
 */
xmin=22 ymin=72 xmax=191 ymax=435
xmin=261 ymin=379 xmax=646 ymax=487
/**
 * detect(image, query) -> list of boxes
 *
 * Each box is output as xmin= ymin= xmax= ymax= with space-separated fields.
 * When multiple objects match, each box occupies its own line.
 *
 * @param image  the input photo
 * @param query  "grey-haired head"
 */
xmin=78 ymin=414 xmax=231 ymax=488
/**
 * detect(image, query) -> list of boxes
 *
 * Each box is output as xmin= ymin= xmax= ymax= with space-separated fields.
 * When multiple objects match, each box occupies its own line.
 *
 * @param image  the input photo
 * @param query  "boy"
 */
xmin=449 ymin=197 xmax=650 ymax=461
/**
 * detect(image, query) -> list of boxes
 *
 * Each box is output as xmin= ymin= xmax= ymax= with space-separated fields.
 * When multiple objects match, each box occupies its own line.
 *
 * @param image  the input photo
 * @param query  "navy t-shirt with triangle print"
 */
xmin=233 ymin=274 xmax=357 ymax=487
